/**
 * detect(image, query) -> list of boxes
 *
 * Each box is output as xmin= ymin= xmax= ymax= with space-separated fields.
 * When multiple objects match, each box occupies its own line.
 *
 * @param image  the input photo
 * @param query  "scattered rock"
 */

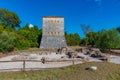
xmin=86 ymin=66 xmax=97 ymax=71
xmin=89 ymin=66 xmax=97 ymax=70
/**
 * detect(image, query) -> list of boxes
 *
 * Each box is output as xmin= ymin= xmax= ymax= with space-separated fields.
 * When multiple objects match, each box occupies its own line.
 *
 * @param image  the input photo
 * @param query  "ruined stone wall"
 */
xmin=40 ymin=16 xmax=67 ymax=48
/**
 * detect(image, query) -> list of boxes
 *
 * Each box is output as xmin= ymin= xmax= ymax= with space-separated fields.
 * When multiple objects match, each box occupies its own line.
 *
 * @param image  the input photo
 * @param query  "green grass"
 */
xmin=0 ymin=62 xmax=120 ymax=80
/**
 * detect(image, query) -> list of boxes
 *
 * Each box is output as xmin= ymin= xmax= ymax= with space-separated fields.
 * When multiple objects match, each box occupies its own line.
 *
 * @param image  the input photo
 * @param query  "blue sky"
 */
xmin=0 ymin=0 xmax=120 ymax=38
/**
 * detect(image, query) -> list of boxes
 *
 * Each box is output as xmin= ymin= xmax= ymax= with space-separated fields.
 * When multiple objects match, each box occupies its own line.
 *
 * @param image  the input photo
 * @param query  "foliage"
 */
xmin=14 ymin=25 xmax=42 ymax=49
xmin=0 ymin=31 xmax=16 ymax=52
xmin=96 ymin=29 xmax=120 ymax=51
xmin=116 ymin=26 xmax=120 ymax=33
xmin=0 ymin=9 xmax=21 ymax=28
xmin=0 ymin=23 xmax=42 ymax=51
xmin=81 ymin=38 xmax=88 ymax=46
xmin=1 ymin=8 xmax=120 ymax=53
xmin=0 ymin=25 xmax=4 ymax=33
xmin=80 ymin=25 xmax=92 ymax=46
xmin=14 ymin=33 xmax=31 ymax=49
xmin=65 ymin=32 xmax=81 ymax=46
xmin=0 ymin=8 xmax=82 ymax=52
xmin=86 ymin=32 xmax=100 ymax=47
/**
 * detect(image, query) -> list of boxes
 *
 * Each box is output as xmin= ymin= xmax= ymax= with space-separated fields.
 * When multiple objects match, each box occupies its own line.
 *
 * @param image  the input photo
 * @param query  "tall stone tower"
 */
xmin=40 ymin=16 xmax=67 ymax=48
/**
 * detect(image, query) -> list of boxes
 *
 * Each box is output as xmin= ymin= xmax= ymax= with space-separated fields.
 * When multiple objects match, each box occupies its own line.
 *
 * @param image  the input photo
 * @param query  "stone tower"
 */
xmin=40 ymin=16 xmax=67 ymax=48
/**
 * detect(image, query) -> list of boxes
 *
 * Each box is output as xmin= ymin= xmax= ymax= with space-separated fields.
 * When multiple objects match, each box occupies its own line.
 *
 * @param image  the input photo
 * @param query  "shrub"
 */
xmin=0 ymin=31 xmax=16 ymax=53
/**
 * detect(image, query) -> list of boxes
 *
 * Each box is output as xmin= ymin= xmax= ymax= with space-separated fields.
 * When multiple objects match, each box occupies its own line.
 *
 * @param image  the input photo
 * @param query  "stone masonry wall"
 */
xmin=40 ymin=16 xmax=67 ymax=48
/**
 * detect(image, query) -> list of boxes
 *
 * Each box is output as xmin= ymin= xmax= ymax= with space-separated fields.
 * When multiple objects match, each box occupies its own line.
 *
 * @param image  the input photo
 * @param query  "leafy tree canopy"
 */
xmin=65 ymin=32 xmax=81 ymax=46
xmin=86 ymin=32 xmax=100 ymax=47
xmin=0 ymin=31 xmax=16 ymax=52
xmin=0 ymin=9 xmax=21 ymax=28
xmin=96 ymin=29 xmax=120 ymax=51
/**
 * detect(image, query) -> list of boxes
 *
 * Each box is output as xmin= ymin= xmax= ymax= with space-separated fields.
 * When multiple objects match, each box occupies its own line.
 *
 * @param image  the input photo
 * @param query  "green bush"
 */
xmin=14 ymin=33 xmax=30 ymax=49
xmin=65 ymin=33 xmax=81 ymax=46
xmin=96 ymin=29 xmax=120 ymax=51
xmin=15 ymin=26 xmax=41 ymax=49
xmin=0 ymin=31 xmax=16 ymax=52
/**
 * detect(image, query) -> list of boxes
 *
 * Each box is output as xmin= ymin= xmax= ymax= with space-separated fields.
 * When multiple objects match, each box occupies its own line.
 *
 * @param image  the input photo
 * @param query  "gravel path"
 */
xmin=0 ymin=52 xmax=119 ymax=72
xmin=0 ymin=53 xmax=83 ymax=71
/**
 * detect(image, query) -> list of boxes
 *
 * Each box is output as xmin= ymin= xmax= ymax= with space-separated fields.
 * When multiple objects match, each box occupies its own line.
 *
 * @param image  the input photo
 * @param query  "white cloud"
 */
xmin=29 ymin=24 xmax=34 ymax=28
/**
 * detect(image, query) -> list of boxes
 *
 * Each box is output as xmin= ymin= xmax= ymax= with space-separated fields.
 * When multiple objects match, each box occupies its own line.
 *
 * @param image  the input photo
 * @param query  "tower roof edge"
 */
xmin=43 ymin=16 xmax=64 ymax=18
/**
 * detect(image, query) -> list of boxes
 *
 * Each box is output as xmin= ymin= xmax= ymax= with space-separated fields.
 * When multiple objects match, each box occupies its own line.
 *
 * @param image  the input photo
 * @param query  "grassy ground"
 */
xmin=0 ymin=62 xmax=120 ymax=80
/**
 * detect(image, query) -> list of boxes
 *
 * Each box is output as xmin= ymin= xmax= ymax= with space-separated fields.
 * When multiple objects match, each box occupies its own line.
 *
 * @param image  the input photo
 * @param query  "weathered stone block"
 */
xmin=40 ymin=16 xmax=67 ymax=48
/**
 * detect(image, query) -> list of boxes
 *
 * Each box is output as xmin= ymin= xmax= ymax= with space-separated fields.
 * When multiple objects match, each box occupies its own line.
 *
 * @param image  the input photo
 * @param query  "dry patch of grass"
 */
xmin=0 ymin=62 xmax=119 ymax=80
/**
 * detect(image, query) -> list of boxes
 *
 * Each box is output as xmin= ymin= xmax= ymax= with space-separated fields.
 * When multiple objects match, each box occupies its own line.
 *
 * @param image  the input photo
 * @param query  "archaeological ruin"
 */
xmin=40 ymin=16 xmax=67 ymax=48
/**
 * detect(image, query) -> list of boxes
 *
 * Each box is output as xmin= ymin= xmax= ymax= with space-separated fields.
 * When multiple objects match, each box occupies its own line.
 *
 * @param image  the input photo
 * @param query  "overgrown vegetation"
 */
xmin=0 ymin=62 xmax=119 ymax=80
xmin=0 ymin=9 xmax=21 ymax=28
xmin=96 ymin=29 xmax=120 ymax=51
xmin=0 ymin=9 xmax=42 ymax=52
xmin=65 ymin=32 xmax=81 ymax=46
xmin=81 ymin=25 xmax=120 ymax=52
xmin=0 ymin=9 xmax=81 ymax=53
xmin=1 ymin=8 xmax=120 ymax=53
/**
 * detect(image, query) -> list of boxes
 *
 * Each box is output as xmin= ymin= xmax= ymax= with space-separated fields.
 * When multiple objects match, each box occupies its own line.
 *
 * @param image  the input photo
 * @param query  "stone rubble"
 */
xmin=0 ymin=50 xmax=119 ymax=72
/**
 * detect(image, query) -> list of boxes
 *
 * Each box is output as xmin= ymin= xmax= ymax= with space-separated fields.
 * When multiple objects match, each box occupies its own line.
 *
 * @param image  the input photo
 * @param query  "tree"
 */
xmin=0 ymin=9 xmax=21 ymax=28
xmin=0 ymin=31 xmax=16 ymax=52
xmin=96 ymin=29 xmax=120 ymax=51
xmin=65 ymin=32 xmax=81 ymax=46
xmin=80 ymin=24 xmax=92 ymax=46
xmin=81 ymin=24 xmax=92 ymax=35
xmin=38 ymin=29 xmax=42 ymax=47
xmin=0 ymin=25 xmax=4 ymax=33
xmin=15 ymin=25 xmax=42 ymax=49
xmin=86 ymin=32 xmax=100 ymax=47
xmin=65 ymin=33 xmax=73 ymax=46
xmin=116 ymin=26 xmax=120 ymax=33
xmin=74 ymin=33 xmax=81 ymax=45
